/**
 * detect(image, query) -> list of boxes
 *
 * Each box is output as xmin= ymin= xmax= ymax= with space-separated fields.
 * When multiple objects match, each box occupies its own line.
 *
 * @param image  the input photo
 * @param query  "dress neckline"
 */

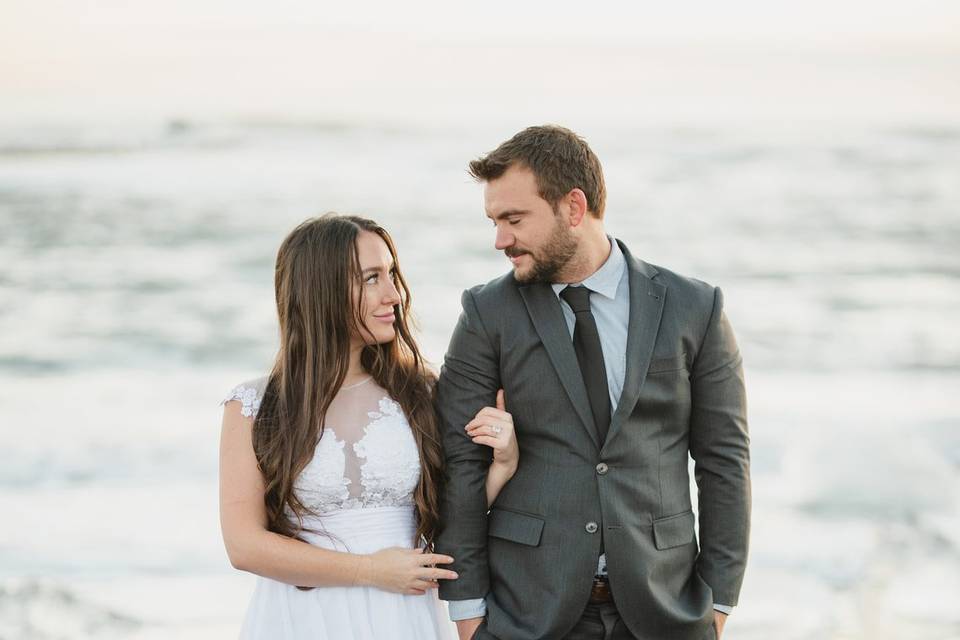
xmin=341 ymin=376 xmax=373 ymax=390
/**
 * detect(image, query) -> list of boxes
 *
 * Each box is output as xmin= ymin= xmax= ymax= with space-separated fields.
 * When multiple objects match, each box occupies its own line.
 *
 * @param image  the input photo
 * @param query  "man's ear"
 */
xmin=566 ymin=188 xmax=589 ymax=227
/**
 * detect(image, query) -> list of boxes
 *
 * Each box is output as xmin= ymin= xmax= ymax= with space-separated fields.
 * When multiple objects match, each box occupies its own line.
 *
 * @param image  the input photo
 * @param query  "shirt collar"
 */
xmin=551 ymin=237 xmax=625 ymax=301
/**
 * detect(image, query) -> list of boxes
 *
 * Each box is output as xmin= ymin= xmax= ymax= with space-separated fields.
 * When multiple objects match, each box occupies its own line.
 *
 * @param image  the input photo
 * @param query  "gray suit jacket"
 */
xmin=436 ymin=241 xmax=750 ymax=640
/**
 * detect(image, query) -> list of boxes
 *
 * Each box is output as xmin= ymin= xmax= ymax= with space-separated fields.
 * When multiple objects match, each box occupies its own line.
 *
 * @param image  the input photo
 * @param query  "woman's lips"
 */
xmin=373 ymin=312 xmax=396 ymax=323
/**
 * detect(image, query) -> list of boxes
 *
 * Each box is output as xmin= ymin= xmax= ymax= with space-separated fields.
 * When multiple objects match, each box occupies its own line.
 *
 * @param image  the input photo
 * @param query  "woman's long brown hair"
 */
xmin=252 ymin=214 xmax=443 ymax=546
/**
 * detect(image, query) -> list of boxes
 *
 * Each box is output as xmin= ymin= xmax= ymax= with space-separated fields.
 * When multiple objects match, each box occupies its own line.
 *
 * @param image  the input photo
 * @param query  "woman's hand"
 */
xmin=466 ymin=389 xmax=519 ymax=506
xmin=359 ymin=547 xmax=457 ymax=595
xmin=465 ymin=389 xmax=518 ymax=474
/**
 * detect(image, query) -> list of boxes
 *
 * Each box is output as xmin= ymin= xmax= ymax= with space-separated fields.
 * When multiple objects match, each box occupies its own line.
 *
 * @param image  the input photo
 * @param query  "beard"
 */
xmin=508 ymin=216 xmax=578 ymax=284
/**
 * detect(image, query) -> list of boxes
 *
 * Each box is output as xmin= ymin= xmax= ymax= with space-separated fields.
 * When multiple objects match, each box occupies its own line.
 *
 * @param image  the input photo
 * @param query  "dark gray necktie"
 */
xmin=559 ymin=285 xmax=611 ymax=445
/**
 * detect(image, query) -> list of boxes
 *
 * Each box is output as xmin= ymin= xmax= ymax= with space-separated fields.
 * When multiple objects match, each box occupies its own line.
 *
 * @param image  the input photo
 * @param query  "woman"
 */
xmin=219 ymin=214 xmax=518 ymax=639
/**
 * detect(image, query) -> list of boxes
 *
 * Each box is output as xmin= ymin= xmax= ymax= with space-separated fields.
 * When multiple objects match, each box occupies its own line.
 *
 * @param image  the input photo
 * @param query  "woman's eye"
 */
xmin=365 ymin=275 xmax=377 ymax=284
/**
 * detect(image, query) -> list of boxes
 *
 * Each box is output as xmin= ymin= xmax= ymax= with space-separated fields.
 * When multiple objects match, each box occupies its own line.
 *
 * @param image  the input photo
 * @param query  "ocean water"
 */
xmin=1 ymin=119 xmax=958 ymax=639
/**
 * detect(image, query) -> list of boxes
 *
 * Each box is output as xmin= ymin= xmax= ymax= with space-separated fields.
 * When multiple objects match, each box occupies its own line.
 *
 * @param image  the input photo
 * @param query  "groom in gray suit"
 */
xmin=436 ymin=125 xmax=750 ymax=640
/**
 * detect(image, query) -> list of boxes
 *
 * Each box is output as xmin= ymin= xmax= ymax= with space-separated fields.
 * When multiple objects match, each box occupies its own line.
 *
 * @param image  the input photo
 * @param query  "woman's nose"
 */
xmin=383 ymin=279 xmax=401 ymax=305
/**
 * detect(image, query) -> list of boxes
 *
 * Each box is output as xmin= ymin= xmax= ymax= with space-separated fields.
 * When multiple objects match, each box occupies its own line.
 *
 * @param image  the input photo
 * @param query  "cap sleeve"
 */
xmin=222 ymin=376 xmax=269 ymax=418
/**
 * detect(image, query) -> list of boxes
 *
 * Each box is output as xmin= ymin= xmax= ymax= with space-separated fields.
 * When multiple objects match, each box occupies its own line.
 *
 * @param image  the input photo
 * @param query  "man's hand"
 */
xmin=714 ymin=610 xmax=728 ymax=638
xmin=456 ymin=616 xmax=483 ymax=640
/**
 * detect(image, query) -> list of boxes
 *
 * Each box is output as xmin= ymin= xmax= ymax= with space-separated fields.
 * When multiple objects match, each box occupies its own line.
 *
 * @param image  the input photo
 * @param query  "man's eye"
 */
xmin=508 ymin=218 xmax=520 ymax=226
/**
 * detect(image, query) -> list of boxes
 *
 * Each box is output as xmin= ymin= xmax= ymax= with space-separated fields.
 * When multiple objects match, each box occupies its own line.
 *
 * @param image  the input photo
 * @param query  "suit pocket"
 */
xmin=647 ymin=352 xmax=687 ymax=375
xmin=488 ymin=507 xmax=545 ymax=546
xmin=653 ymin=510 xmax=695 ymax=550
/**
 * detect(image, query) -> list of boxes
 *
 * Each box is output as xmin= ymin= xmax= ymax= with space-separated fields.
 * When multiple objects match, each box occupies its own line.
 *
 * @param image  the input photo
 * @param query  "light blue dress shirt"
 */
xmin=448 ymin=238 xmax=733 ymax=620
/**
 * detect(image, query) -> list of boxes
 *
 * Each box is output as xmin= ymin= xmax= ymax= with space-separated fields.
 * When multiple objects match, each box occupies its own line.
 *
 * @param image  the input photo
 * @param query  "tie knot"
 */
xmin=560 ymin=285 xmax=593 ymax=313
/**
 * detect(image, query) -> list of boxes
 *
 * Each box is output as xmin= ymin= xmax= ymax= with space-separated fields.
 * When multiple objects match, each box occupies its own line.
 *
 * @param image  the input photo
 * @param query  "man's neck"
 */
xmin=556 ymin=233 xmax=611 ymax=284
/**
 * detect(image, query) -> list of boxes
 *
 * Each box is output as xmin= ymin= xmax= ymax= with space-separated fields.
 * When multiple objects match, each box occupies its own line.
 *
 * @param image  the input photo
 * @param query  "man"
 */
xmin=435 ymin=125 xmax=750 ymax=640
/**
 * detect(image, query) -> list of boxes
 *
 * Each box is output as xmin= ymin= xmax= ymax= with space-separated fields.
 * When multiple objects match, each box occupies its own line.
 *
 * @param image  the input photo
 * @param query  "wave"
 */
xmin=0 ymin=117 xmax=434 ymax=157
xmin=0 ymin=120 xmax=245 ymax=157
xmin=0 ymin=579 xmax=141 ymax=640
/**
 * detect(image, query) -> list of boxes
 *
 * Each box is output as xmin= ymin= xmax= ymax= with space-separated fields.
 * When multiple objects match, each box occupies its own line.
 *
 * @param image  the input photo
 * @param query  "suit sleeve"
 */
xmin=435 ymin=289 xmax=500 ymax=601
xmin=689 ymin=286 xmax=751 ymax=606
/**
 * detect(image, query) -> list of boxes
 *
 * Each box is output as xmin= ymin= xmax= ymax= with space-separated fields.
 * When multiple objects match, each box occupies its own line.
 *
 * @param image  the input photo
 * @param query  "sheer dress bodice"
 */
xmin=224 ymin=376 xmax=421 ymax=515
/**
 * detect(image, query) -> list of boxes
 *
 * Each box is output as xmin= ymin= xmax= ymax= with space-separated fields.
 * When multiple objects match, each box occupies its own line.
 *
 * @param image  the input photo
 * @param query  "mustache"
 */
xmin=504 ymin=248 xmax=529 ymax=259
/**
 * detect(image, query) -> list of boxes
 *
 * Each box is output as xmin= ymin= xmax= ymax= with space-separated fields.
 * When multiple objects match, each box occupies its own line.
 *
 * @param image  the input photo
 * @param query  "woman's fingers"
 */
xmin=463 ymin=417 xmax=486 ymax=431
xmin=465 ymin=423 xmax=510 ymax=439
xmin=474 ymin=406 xmax=512 ymax=423
xmin=465 ymin=416 xmax=511 ymax=431
xmin=421 ymin=553 xmax=455 ymax=566
xmin=465 ymin=418 xmax=513 ymax=433
xmin=465 ymin=400 xmax=517 ymax=452
xmin=420 ymin=567 xmax=459 ymax=581
xmin=470 ymin=435 xmax=500 ymax=448
xmin=419 ymin=565 xmax=458 ymax=580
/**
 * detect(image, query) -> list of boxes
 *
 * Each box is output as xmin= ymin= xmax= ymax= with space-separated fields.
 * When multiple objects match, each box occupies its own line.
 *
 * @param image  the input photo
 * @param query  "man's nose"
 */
xmin=494 ymin=225 xmax=514 ymax=251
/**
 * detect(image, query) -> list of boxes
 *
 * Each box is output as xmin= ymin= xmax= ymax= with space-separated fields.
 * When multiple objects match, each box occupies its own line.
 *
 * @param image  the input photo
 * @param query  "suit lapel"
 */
xmin=518 ymin=283 xmax=601 ymax=450
xmin=604 ymin=242 xmax=666 ymax=449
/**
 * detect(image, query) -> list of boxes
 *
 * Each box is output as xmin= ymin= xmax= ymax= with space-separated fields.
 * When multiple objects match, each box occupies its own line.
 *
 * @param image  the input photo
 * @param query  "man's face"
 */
xmin=484 ymin=165 xmax=577 ymax=284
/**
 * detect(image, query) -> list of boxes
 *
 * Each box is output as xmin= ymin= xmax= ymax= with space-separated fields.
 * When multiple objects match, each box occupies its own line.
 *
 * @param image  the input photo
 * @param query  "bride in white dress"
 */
xmin=219 ymin=215 xmax=519 ymax=640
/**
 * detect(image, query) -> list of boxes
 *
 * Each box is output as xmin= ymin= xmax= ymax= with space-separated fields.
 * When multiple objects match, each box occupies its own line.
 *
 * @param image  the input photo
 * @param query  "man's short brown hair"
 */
xmin=468 ymin=125 xmax=607 ymax=218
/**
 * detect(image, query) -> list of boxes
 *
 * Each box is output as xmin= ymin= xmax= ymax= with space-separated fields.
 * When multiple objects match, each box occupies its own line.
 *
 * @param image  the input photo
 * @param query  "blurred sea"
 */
xmin=0 ymin=119 xmax=958 ymax=639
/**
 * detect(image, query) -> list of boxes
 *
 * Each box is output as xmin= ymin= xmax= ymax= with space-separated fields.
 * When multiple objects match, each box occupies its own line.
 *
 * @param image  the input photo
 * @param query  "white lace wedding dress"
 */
xmin=223 ymin=376 xmax=455 ymax=640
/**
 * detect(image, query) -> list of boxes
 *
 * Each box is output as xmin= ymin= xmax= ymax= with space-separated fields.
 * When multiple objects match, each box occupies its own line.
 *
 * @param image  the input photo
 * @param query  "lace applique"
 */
xmin=222 ymin=380 xmax=265 ymax=418
xmin=296 ymin=396 xmax=420 ymax=514
xmin=295 ymin=433 xmax=351 ymax=511
xmin=348 ymin=397 xmax=421 ymax=509
xmin=223 ymin=378 xmax=421 ymax=516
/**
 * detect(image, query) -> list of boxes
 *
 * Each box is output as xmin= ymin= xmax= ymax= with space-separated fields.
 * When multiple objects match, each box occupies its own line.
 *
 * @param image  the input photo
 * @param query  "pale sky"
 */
xmin=1 ymin=0 xmax=958 ymax=124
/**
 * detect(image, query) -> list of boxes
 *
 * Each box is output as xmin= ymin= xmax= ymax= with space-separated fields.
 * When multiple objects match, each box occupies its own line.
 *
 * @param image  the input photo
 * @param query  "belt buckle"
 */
xmin=589 ymin=575 xmax=611 ymax=604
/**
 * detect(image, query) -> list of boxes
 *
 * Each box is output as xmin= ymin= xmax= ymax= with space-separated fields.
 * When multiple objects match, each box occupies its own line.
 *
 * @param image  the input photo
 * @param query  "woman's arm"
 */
xmin=464 ymin=390 xmax=519 ymax=507
xmin=484 ymin=461 xmax=517 ymax=508
xmin=219 ymin=401 xmax=456 ymax=593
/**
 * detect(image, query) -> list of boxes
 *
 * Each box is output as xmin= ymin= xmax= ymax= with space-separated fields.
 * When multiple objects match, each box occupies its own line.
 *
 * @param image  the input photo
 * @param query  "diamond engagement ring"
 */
xmin=492 ymin=425 xmax=503 ymax=435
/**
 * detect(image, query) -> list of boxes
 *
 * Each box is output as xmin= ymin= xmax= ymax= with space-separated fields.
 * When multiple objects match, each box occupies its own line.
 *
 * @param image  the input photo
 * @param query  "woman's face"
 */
xmin=352 ymin=230 xmax=402 ymax=347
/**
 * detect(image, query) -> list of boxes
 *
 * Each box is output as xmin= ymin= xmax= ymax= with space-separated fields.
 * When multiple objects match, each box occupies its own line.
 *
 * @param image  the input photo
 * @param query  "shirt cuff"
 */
xmin=713 ymin=604 xmax=734 ymax=615
xmin=448 ymin=598 xmax=487 ymax=621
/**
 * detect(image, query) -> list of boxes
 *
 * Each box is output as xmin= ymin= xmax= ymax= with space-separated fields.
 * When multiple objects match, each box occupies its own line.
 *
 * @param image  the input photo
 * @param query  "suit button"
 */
xmin=596 ymin=463 xmax=608 ymax=475
xmin=585 ymin=521 xmax=599 ymax=534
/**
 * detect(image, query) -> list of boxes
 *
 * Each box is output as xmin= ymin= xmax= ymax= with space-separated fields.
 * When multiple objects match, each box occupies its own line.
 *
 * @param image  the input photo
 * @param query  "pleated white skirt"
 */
xmin=239 ymin=506 xmax=456 ymax=640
